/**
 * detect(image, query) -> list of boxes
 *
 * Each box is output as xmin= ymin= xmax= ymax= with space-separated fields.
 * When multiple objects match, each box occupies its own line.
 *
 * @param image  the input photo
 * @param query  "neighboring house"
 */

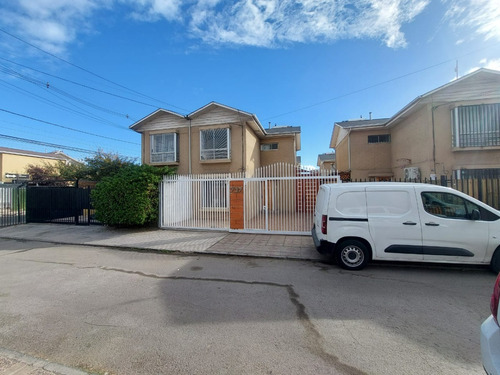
xmin=0 ymin=147 xmax=78 ymax=183
xmin=130 ymin=102 xmax=301 ymax=176
xmin=330 ymin=118 xmax=391 ymax=180
xmin=317 ymin=153 xmax=336 ymax=171
xmin=330 ymin=68 xmax=500 ymax=181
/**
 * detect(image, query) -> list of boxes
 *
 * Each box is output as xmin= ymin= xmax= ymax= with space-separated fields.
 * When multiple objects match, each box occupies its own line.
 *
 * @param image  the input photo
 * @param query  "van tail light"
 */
xmin=491 ymin=273 xmax=500 ymax=327
xmin=321 ymin=215 xmax=328 ymax=235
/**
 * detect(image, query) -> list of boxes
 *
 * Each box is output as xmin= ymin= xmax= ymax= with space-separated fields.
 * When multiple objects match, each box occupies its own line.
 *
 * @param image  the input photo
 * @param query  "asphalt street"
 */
xmin=0 ymin=238 xmax=496 ymax=375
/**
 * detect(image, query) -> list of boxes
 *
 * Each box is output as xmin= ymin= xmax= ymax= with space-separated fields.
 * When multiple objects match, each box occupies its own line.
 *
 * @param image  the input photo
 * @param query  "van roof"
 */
xmin=322 ymin=182 xmax=449 ymax=189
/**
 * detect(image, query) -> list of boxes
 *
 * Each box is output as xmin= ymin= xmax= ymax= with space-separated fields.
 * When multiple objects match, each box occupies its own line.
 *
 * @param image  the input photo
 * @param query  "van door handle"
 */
xmin=425 ymin=222 xmax=440 ymax=226
xmin=403 ymin=221 xmax=417 ymax=225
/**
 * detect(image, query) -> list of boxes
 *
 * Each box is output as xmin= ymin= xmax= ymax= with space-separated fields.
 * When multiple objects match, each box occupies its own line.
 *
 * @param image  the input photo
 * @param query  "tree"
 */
xmin=26 ymin=163 xmax=62 ymax=185
xmin=58 ymin=150 xmax=137 ymax=182
xmin=91 ymin=164 xmax=174 ymax=227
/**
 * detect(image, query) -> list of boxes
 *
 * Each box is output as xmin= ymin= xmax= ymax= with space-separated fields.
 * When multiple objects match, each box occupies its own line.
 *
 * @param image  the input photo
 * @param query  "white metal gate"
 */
xmin=159 ymin=164 xmax=339 ymax=234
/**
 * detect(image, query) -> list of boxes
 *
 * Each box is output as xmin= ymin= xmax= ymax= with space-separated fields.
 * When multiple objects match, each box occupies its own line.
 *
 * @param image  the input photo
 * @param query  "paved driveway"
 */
xmin=0 ymin=238 xmax=495 ymax=375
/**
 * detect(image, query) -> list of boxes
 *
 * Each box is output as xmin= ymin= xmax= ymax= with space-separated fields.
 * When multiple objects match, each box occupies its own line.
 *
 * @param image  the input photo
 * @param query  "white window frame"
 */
xmin=150 ymin=133 xmax=179 ymax=163
xmin=260 ymin=143 xmax=279 ymax=151
xmin=452 ymin=104 xmax=500 ymax=148
xmin=200 ymin=128 xmax=231 ymax=160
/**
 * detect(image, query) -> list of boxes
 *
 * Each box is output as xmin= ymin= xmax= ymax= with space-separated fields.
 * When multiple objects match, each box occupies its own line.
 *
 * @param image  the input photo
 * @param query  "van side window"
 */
xmin=421 ymin=192 xmax=499 ymax=221
xmin=421 ymin=192 xmax=468 ymax=219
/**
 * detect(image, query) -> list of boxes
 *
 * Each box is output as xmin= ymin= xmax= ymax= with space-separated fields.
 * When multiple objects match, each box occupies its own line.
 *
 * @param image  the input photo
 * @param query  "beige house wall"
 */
xmin=390 ymin=98 xmax=500 ymax=179
xmin=335 ymin=138 xmax=350 ymax=173
xmin=435 ymin=98 xmax=500 ymax=175
xmin=143 ymin=122 xmax=252 ymax=175
xmin=0 ymin=154 xmax=62 ymax=183
xmin=390 ymin=105 xmax=434 ymax=179
xmin=259 ymin=137 xmax=296 ymax=167
xmin=245 ymin=126 xmax=260 ymax=175
xmin=349 ymin=129 xmax=392 ymax=180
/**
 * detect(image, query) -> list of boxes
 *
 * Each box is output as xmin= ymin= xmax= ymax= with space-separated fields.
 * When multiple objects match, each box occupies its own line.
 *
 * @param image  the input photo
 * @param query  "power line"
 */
xmin=0 ymin=28 xmax=188 ymax=112
xmin=0 ymin=133 xmax=98 ymax=155
xmin=0 ymin=56 xmax=162 ymax=109
xmin=0 ymin=108 xmax=139 ymax=145
xmin=264 ymin=41 xmax=500 ymax=120
xmin=0 ymin=63 xmax=137 ymax=121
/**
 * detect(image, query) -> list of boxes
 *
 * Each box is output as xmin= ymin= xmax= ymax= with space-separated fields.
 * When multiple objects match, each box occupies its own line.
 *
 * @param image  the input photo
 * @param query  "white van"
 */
xmin=312 ymin=182 xmax=500 ymax=271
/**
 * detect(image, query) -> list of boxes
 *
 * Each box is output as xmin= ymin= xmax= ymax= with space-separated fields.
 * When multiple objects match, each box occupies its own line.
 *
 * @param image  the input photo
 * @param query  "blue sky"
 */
xmin=0 ymin=0 xmax=499 ymax=168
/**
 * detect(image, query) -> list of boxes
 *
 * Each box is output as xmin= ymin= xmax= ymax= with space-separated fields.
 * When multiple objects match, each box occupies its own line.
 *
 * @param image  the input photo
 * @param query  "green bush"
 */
xmin=91 ymin=165 xmax=174 ymax=227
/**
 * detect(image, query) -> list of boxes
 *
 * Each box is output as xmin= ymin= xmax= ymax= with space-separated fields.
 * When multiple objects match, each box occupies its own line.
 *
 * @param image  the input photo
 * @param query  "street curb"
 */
xmin=0 ymin=347 xmax=93 ymax=375
xmin=0 ymin=236 xmax=324 ymax=262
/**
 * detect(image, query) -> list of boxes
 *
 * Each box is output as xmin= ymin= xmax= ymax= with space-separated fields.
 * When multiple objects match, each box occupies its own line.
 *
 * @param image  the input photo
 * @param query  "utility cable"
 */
xmin=264 ymin=41 xmax=500 ymax=120
xmin=0 ymin=133 xmax=98 ymax=155
xmin=0 ymin=28 xmax=188 ymax=112
xmin=0 ymin=108 xmax=139 ymax=145
xmin=0 ymin=57 xmax=162 ymax=110
xmin=0 ymin=64 xmax=136 ymax=120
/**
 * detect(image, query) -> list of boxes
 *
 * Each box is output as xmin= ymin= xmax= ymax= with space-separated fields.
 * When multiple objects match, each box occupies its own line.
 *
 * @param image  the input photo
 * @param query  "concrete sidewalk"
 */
xmin=0 ymin=223 xmax=322 ymax=260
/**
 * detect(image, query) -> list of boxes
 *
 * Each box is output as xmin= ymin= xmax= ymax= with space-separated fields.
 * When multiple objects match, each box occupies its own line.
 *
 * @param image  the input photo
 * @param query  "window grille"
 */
xmin=151 ymin=133 xmax=178 ymax=163
xmin=452 ymin=104 xmax=500 ymax=147
xmin=200 ymin=128 xmax=231 ymax=160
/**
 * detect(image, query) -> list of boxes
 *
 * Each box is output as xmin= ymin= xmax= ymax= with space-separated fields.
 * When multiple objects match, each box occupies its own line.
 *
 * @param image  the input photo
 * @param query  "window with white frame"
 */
xmin=150 ymin=133 xmax=179 ymax=163
xmin=201 ymin=180 xmax=227 ymax=208
xmin=452 ymin=104 xmax=500 ymax=148
xmin=200 ymin=128 xmax=231 ymax=160
xmin=260 ymin=143 xmax=279 ymax=151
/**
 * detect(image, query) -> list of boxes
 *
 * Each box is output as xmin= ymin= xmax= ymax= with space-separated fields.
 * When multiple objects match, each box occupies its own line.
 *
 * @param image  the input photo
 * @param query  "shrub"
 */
xmin=91 ymin=165 xmax=174 ymax=227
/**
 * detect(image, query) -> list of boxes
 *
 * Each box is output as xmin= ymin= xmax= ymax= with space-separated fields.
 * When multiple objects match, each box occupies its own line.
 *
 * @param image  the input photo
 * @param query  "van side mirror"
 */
xmin=470 ymin=209 xmax=481 ymax=221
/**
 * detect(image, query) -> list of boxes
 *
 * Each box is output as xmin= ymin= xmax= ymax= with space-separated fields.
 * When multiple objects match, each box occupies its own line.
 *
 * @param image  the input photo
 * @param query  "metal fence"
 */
xmin=0 ymin=184 xmax=26 ymax=227
xmin=160 ymin=163 xmax=340 ymax=234
xmin=26 ymin=186 xmax=98 ymax=225
xmin=350 ymin=176 xmax=500 ymax=210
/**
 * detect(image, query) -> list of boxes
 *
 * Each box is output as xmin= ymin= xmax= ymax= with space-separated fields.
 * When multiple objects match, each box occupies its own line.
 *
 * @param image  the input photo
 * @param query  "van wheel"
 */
xmin=491 ymin=249 xmax=500 ymax=274
xmin=336 ymin=240 xmax=370 ymax=271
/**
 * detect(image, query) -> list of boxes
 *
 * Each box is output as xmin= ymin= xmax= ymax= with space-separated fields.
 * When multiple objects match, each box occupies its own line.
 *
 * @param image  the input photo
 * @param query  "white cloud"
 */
xmin=463 ymin=58 xmax=500 ymax=75
xmin=189 ymin=0 xmax=430 ymax=48
xmin=1 ymin=0 xmax=102 ymax=54
xmin=126 ymin=0 xmax=182 ymax=21
xmin=444 ymin=0 xmax=500 ymax=42
xmin=3 ymin=0 xmax=499 ymax=54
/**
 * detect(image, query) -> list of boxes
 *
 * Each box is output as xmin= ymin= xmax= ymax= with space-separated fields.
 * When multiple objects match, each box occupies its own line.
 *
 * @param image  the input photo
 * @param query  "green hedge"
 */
xmin=91 ymin=165 xmax=174 ymax=227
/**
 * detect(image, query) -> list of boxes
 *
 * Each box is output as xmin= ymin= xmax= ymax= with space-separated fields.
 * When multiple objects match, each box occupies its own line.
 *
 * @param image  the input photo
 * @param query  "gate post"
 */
xmin=229 ymin=180 xmax=244 ymax=230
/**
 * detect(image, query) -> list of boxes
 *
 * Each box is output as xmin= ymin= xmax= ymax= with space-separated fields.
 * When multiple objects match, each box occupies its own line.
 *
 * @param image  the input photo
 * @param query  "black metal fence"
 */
xmin=26 ymin=186 xmax=98 ymax=225
xmin=0 ymin=184 xmax=26 ymax=227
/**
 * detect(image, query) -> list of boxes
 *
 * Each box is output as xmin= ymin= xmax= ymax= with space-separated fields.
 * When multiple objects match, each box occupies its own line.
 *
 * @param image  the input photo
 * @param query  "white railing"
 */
xmin=159 ymin=163 xmax=339 ymax=234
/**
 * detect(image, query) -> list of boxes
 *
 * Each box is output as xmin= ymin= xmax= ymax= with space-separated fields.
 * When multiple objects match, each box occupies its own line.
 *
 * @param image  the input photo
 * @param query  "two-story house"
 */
xmin=130 ymin=102 xmax=301 ymax=176
xmin=330 ymin=68 xmax=500 ymax=181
